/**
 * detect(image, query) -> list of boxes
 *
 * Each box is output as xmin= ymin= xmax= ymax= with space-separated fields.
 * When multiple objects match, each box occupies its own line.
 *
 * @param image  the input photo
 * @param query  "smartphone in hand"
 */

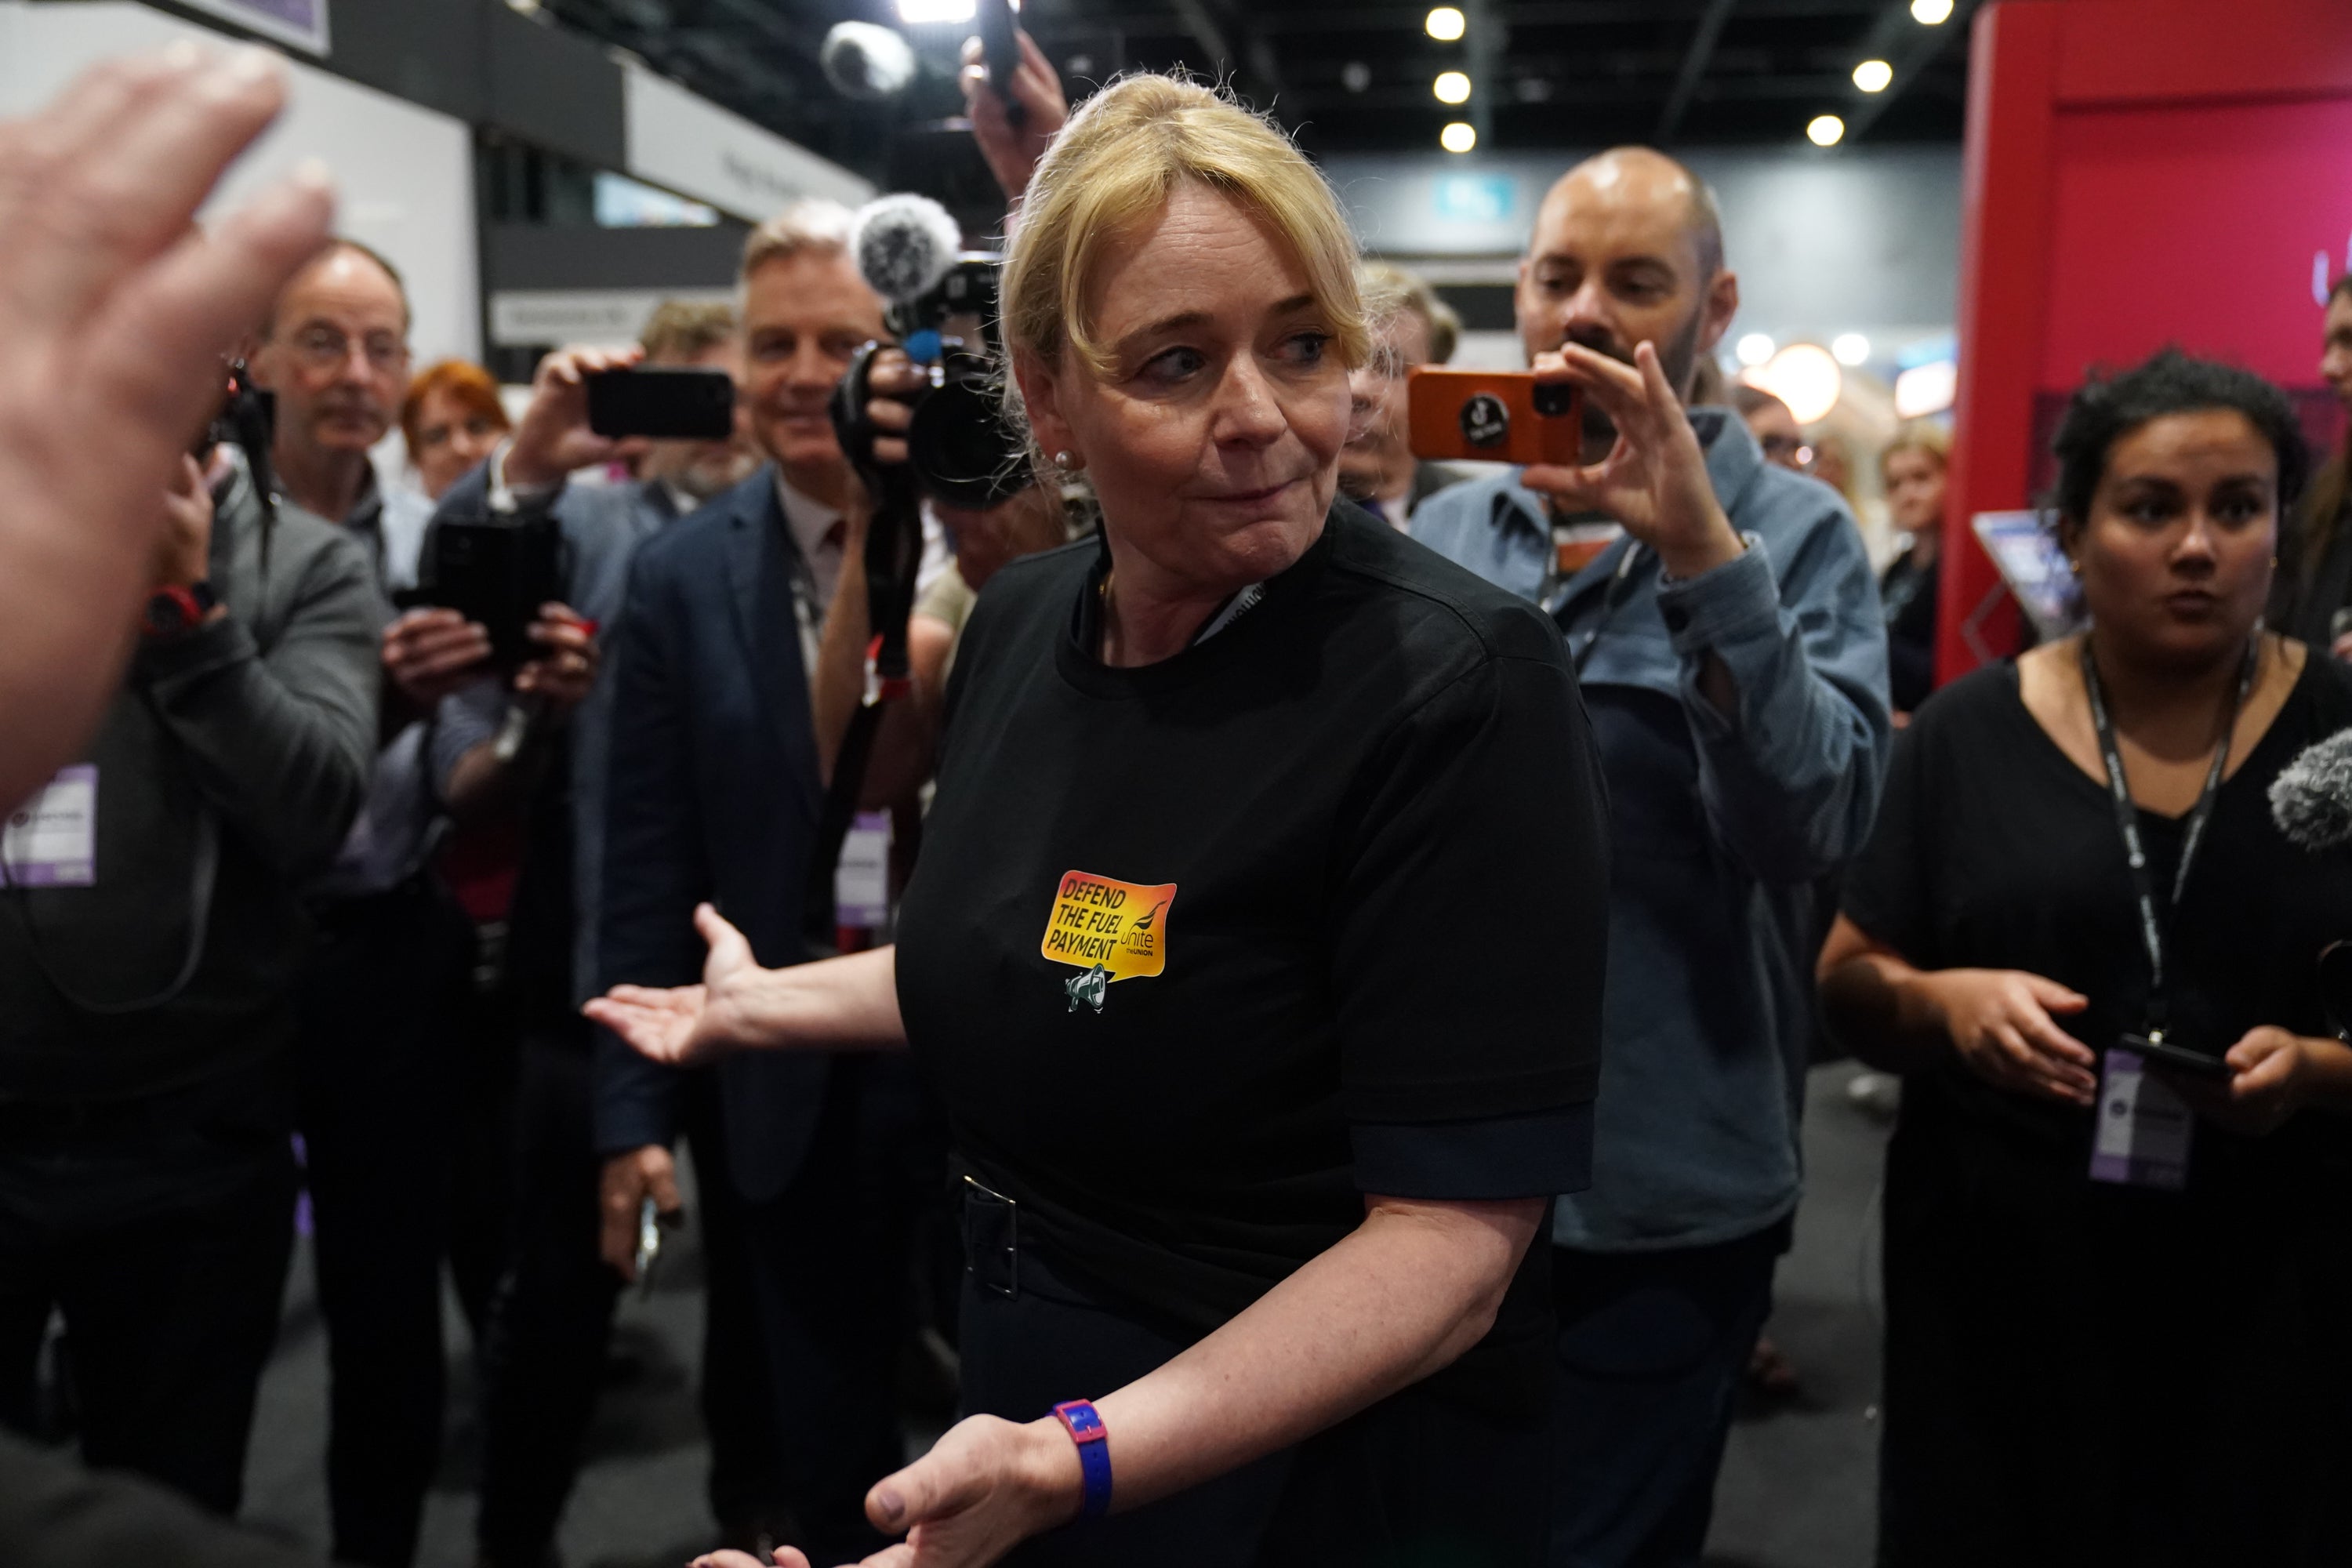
xmin=586 ymin=367 xmax=735 ymax=441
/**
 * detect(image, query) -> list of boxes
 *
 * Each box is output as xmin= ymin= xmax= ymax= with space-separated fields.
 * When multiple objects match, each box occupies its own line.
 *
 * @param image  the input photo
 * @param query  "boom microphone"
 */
xmin=850 ymin=194 xmax=964 ymax=308
xmin=821 ymin=22 xmax=917 ymax=102
xmin=2270 ymin=726 xmax=2352 ymax=851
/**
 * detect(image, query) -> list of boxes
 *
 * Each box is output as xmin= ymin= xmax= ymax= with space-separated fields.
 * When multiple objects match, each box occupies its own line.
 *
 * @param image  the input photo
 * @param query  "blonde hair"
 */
xmin=739 ymin=200 xmax=855 ymax=284
xmin=1880 ymin=419 xmax=1952 ymax=477
xmin=1001 ymin=74 xmax=1368 ymax=383
xmin=1358 ymin=260 xmax=1460 ymax=366
xmin=639 ymin=299 xmax=737 ymax=364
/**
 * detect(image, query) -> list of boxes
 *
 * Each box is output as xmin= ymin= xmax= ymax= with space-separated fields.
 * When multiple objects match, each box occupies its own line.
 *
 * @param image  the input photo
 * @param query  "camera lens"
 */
xmin=908 ymin=368 xmax=1031 ymax=507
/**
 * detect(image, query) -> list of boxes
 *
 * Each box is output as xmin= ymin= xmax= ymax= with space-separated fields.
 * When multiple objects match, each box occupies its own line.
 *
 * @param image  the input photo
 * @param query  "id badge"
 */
xmin=2088 ymin=1047 xmax=2192 ymax=1191
xmin=834 ymin=811 xmax=892 ymax=929
xmin=2 ymin=764 xmax=96 ymax=887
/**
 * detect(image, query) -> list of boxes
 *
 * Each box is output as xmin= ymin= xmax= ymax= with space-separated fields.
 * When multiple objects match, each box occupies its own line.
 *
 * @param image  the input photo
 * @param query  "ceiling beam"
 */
xmin=1653 ymin=0 xmax=1737 ymax=143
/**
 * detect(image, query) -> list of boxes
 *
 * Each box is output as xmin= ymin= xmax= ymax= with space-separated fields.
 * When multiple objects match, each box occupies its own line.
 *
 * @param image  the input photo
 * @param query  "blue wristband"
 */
xmin=1051 ymin=1399 xmax=1112 ymax=1519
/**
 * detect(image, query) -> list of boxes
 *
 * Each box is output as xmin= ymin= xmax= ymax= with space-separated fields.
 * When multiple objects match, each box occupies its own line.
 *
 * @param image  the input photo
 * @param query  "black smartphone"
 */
xmin=425 ymin=517 xmax=564 ymax=669
xmin=2122 ymin=1032 xmax=2233 ymax=1080
xmin=586 ymin=366 xmax=735 ymax=441
xmin=977 ymin=0 xmax=1026 ymax=128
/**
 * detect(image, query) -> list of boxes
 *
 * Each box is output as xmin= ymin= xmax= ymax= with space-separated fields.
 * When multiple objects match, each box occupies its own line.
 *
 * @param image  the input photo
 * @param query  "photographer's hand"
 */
xmin=151 ymin=456 xmax=223 ymax=604
xmin=960 ymin=30 xmax=1069 ymax=205
xmin=504 ymin=345 xmax=644 ymax=490
xmin=514 ymin=601 xmax=600 ymax=717
xmin=1520 ymin=341 xmax=1744 ymax=583
xmin=383 ymin=608 xmax=492 ymax=711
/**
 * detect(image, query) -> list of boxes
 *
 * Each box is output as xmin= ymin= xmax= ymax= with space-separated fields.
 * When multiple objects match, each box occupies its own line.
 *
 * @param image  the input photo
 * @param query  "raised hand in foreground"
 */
xmin=0 ymin=42 xmax=335 ymax=809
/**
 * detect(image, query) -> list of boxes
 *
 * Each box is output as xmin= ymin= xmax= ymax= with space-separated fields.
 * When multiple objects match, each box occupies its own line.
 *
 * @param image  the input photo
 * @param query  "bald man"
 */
xmin=1413 ymin=148 xmax=1890 ymax=1564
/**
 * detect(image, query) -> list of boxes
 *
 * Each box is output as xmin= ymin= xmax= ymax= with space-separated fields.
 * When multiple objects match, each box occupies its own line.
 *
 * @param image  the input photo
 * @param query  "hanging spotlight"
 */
xmin=1853 ymin=59 xmax=1893 ymax=93
xmin=1807 ymin=114 xmax=1846 ymax=147
xmin=1911 ymin=0 xmax=1954 ymax=22
xmin=1440 ymin=121 xmax=1476 ymax=154
xmin=1425 ymin=6 xmax=1466 ymax=40
xmin=1434 ymin=71 xmax=1472 ymax=104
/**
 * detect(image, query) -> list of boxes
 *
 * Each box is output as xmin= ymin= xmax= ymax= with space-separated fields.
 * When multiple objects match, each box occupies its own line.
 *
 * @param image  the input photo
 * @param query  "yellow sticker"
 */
xmin=1040 ymin=870 xmax=1176 ymax=985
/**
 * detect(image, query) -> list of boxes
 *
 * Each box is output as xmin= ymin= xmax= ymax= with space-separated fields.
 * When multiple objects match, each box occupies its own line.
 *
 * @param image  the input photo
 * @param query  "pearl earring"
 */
xmin=1054 ymin=450 xmax=1076 ymax=470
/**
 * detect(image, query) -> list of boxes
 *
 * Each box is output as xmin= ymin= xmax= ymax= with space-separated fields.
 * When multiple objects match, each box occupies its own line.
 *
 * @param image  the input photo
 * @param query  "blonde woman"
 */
xmin=1879 ymin=419 xmax=1953 ymax=714
xmin=591 ymin=74 xmax=1609 ymax=1567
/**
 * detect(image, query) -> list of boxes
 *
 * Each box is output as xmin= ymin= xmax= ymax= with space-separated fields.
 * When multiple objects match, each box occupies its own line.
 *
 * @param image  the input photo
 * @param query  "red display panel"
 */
xmin=1942 ymin=0 xmax=2352 ymax=682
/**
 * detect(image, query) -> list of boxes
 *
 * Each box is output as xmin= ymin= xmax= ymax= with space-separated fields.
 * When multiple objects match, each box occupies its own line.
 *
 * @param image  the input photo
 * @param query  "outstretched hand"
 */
xmin=691 ymin=1413 xmax=1081 ymax=1568
xmin=583 ymin=903 xmax=762 ymax=1067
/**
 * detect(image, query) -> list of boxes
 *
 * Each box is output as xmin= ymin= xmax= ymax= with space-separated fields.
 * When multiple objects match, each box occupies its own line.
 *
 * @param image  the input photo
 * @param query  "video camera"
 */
xmin=829 ymin=194 xmax=1030 ymax=508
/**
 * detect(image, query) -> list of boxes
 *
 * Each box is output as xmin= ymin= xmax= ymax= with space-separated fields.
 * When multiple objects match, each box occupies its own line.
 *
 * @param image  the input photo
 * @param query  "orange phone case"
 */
xmin=1406 ymin=368 xmax=1584 ymax=466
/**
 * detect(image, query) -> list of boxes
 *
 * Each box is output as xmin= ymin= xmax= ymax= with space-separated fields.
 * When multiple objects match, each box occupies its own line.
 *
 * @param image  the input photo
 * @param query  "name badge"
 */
xmin=2088 ymin=1047 xmax=2192 ymax=1191
xmin=2 ymin=764 xmax=97 ymax=887
xmin=834 ymin=811 xmax=892 ymax=929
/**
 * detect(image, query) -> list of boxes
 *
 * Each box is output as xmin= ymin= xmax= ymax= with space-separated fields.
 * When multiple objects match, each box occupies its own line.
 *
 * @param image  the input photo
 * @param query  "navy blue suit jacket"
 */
xmin=595 ymin=466 xmax=829 ymax=1202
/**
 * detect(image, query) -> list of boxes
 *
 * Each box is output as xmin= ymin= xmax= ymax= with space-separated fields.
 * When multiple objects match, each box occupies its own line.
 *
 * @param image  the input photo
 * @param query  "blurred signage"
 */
xmin=180 ymin=0 xmax=328 ymax=55
xmin=622 ymin=64 xmax=872 ymax=224
xmin=490 ymin=289 xmax=732 ymax=350
xmin=1433 ymin=173 xmax=1518 ymax=225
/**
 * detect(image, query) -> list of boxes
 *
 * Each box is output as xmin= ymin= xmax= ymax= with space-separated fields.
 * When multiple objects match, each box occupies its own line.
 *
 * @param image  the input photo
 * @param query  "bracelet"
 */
xmin=1050 ymin=1399 xmax=1112 ymax=1519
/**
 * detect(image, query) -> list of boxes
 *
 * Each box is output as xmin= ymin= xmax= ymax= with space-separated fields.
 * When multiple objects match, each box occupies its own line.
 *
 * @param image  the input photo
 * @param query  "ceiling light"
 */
xmin=1911 ymin=0 xmax=1954 ymax=21
xmin=1831 ymin=332 xmax=1871 ymax=365
xmin=1434 ymin=71 xmax=1472 ymax=104
xmin=1755 ymin=343 xmax=1844 ymax=425
xmin=1807 ymin=114 xmax=1846 ymax=147
xmin=1341 ymin=61 xmax=1371 ymax=93
xmin=1853 ymin=59 xmax=1893 ymax=93
xmin=1736 ymin=332 xmax=1775 ymax=367
xmin=896 ymin=0 xmax=975 ymax=21
xmin=1425 ymin=6 xmax=1465 ymax=41
xmin=1893 ymin=359 xmax=1958 ymax=419
xmin=1440 ymin=121 xmax=1476 ymax=154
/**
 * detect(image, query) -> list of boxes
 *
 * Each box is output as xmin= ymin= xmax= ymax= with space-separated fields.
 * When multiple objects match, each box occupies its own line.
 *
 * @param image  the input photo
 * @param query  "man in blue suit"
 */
xmin=535 ymin=205 xmax=938 ymax=1565
xmin=427 ymin=301 xmax=787 ymax=1565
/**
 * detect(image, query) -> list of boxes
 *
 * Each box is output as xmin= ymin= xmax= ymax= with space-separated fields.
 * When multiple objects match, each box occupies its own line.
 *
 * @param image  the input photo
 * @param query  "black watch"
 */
xmin=143 ymin=581 xmax=220 ymax=638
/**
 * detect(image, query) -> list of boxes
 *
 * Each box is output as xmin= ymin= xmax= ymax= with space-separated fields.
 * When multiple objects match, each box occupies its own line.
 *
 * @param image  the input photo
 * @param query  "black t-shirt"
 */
xmin=895 ymin=503 xmax=1610 ymax=1406
xmin=1842 ymin=652 xmax=2352 ymax=1194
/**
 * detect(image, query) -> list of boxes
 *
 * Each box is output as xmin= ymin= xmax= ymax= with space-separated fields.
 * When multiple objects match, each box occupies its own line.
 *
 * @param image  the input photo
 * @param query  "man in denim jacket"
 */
xmin=1413 ymin=147 xmax=1891 ymax=1565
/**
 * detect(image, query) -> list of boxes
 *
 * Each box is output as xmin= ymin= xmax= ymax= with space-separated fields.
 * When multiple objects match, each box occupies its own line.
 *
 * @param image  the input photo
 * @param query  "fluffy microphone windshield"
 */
xmin=820 ymin=22 xmax=916 ymax=102
xmin=2271 ymin=726 xmax=2352 ymax=851
xmin=851 ymin=194 xmax=964 ymax=307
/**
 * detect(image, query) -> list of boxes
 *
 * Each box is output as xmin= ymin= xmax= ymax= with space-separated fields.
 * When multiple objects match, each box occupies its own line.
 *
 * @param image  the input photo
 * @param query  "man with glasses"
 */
xmin=247 ymin=241 xmax=487 ymax=1568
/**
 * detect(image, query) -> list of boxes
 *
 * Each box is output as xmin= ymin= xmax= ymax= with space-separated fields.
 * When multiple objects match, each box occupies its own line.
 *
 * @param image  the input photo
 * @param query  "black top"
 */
xmin=896 ymin=502 xmax=1610 ymax=1407
xmin=1842 ymin=652 xmax=2352 ymax=1191
xmin=1879 ymin=544 xmax=1940 ymax=713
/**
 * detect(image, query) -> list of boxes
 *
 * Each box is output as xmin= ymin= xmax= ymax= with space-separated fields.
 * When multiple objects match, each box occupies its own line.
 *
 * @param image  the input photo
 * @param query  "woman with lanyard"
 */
xmin=590 ymin=73 xmax=1609 ymax=1568
xmin=1819 ymin=348 xmax=2352 ymax=1565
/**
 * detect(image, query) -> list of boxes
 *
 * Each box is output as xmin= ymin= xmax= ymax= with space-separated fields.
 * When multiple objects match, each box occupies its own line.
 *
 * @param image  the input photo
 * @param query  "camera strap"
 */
xmin=2080 ymin=633 xmax=2258 ymax=1042
xmin=808 ymin=343 xmax=927 ymax=935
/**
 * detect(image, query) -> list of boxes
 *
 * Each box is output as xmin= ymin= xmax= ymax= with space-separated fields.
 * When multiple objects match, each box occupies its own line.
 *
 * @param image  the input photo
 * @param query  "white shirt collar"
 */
xmin=774 ymin=470 xmax=845 ymax=563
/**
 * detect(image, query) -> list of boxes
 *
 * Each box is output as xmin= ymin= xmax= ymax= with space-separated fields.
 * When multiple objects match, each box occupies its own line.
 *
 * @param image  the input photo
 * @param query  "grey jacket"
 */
xmin=1413 ymin=409 xmax=1892 ymax=1250
xmin=0 ymin=463 xmax=383 ymax=1102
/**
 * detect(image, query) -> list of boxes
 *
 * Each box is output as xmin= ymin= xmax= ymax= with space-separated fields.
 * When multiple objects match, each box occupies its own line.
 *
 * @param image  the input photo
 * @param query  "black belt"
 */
xmin=959 ymin=1171 xmax=1102 ymax=1308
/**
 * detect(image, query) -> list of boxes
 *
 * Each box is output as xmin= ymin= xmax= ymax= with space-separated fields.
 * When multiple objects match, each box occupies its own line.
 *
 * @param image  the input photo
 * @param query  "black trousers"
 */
xmin=1546 ymin=1225 xmax=1787 ymax=1568
xmin=736 ymin=1054 xmax=946 ymax=1566
xmin=0 ymin=1058 xmax=299 ymax=1517
xmin=296 ymin=877 xmax=474 ymax=1568
xmin=957 ymin=1214 xmax=1550 ymax=1567
xmin=473 ymin=1022 xmax=787 ymax=1565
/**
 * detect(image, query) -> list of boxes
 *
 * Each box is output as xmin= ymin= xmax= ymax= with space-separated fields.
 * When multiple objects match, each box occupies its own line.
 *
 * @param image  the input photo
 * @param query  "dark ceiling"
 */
xmin=543 ymin=0 xmax=1976 ymax=188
